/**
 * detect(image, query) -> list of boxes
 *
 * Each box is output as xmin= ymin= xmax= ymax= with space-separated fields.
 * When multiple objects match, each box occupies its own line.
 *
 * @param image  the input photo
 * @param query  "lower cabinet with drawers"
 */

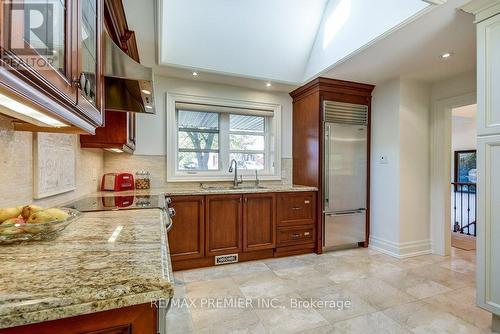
xmin=167 ymin=191 xmax=316 ymax=270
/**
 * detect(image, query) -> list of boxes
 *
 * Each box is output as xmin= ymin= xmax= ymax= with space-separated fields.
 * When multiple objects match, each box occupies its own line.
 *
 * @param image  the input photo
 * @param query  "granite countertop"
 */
xmin=0 ymin=209 xmax=174 ymax=329
xmin=93 ymin=184 xmax=318 ymax=197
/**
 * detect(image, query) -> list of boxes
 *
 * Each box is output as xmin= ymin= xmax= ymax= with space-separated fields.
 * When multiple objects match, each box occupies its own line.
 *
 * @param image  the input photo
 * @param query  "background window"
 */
xmin=167 ymin=94 xmax=281 ymax=181
xmin=177 ymin=110 xmax=219 ymax=170
xmin=229 ymin=114 xmax=265 ymax=170
xmin=454 ymin=150 xmax=477 ymax=183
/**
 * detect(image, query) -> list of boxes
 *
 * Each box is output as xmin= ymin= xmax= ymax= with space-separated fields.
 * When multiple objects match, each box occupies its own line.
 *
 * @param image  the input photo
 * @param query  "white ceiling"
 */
xmin=157 ymin=0 xmax=429 ymax=85
xmin=124 ymin=0 xmax=476 ymax=92
xmin=159 ymin=0 xmax=328 ymax=84
xmin=321 ymin=0 xmax=476 ymax=85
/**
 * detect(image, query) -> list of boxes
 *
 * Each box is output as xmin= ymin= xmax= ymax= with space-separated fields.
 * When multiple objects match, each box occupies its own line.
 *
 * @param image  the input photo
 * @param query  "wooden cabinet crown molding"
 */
xmin=289 ymin=77 xmax=375 ymax=102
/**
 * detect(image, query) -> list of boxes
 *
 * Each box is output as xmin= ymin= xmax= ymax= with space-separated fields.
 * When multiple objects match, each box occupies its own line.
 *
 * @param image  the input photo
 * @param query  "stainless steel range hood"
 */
xmin=104 ymin=32 xmax=155 ymax=114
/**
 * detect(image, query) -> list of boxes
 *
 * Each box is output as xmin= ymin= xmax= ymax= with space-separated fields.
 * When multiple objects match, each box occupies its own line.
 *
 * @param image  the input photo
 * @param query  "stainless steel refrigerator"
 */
xmin=323 ymin=101 xmax=368 ymax=250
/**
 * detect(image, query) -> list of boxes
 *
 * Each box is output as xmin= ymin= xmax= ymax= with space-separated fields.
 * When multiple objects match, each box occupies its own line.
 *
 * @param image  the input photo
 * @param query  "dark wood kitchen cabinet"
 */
xmin=275 ymin=192 xmax=316 ymax=256
xmin=205 ymin=194 xmax=243 ymax=256
xmin=0 ymin=303 xmax=157 ymax=334
xmin=290 ymin=78 xmax=375 ymax=252
xmin=0 ymin=0 xmax=105 ymax=133
xmin=80 ymin=0 xmax=138 ymax=152
xmin=276 ymin=192 xmax=315 ymax=227
xmin=168 ymin=191 xmax=317 ymax=271
xmin=167 ymin=196 xmax=205 ymax=261
xmin=243 ymin=193 xmax=276 ymax=251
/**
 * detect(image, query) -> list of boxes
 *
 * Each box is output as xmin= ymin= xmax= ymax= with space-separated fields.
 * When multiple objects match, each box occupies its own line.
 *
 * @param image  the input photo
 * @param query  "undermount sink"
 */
xmin=201 ymin=184 xmax=268 ymax=191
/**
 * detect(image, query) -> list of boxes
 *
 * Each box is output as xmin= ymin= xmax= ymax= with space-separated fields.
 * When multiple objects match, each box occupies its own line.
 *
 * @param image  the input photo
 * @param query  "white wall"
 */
xmin=370 ymin=79 xmax=401 ymax=246
xmin=451 ymin=108 xmax=477 ymax=183
xmin=370 ymin=78 xmax=432 ymax=257
xmin=399 ymin=80 xmax=430 ymax=245
xmin=452 ymin=114 xmax=477 ymax=152
xmin=431 ymin=70 xmax=476 ymax=102
xmin=135 ymin=76 xmax=293 ymax=158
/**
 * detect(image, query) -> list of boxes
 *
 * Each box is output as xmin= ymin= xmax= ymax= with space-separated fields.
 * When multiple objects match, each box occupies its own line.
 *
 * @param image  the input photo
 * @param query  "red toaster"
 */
xmin=101 ymin=173 xmax=135 ymax=192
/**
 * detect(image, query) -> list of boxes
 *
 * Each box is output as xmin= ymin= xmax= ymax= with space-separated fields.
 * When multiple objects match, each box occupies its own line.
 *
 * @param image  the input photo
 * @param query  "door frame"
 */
xmin=430 ymin=92 xmax=476 ymax=256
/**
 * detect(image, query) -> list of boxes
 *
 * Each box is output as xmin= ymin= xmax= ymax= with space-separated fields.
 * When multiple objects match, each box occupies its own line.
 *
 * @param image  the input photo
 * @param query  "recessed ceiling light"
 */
xmin=266 ymin=82 xmax=272 ymax=87
xmin=441 ymin=52 xmax=452 ymax=59
xmin=192 ymin=71 xmax=198 ymax=76
xmin=141 ymin=89 xmax=151 ymax=95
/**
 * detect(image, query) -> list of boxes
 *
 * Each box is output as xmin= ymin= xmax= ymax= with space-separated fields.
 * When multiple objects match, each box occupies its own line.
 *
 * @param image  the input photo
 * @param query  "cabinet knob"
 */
xmin=167 ymin=208 xmax=176 ymax=217
xmin=75 ymin=72 xmax=86 ymax=89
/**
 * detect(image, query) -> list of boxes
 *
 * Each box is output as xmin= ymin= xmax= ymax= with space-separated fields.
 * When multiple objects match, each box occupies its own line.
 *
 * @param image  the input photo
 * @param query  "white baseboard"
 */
xmin=369 ymin=236 xmax=431 ymax=259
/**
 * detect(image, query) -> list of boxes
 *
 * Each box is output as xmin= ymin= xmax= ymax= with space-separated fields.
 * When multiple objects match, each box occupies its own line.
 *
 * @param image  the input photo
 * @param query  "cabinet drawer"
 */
xmin=277 ymin=192 xmax=316 ymax=226
xmin=277 ymin=225 xmax=315 ymax=246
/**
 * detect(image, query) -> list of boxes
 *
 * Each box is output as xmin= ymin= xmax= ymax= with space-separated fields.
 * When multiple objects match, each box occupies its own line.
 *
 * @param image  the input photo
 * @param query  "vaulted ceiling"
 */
xmin=157 ymin=0 xmax=430 ymax=85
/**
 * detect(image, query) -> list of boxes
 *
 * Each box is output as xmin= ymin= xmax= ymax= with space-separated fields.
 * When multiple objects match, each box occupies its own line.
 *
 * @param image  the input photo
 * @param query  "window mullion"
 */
xmin=219 ymin=113 xmax=230 ymax=172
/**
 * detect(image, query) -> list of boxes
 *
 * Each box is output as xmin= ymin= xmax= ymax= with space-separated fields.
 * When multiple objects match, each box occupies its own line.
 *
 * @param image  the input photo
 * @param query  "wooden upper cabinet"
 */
xmin=243 ymin=193 xmax=276 ymax=252
xmin=205 ymin=194 xmax=242 ymax=256
xmin=75 ymin=0 xmax=104 ymax=123
xmin=80 ymin=0 xmax=139 ymax=152
xmin=168 ymin=196 xmax=205 ymax=261
xmin=0 ymin=0 xmax=78 ymax=102
xmin=0 ymin=0 xmax=104 ymax=132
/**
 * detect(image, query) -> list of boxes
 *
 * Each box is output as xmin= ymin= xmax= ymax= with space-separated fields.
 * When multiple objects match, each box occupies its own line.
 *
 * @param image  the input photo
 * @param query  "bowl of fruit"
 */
xmin=0 ymin=205 xmax=81 ymax=244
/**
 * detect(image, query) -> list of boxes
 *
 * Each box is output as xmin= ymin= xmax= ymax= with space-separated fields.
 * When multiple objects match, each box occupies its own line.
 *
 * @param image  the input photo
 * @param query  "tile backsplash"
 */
xmin=0 ymin=116 xmax=104 ymax=208
xmin=103 ymin=152 xmax=293 ymax=188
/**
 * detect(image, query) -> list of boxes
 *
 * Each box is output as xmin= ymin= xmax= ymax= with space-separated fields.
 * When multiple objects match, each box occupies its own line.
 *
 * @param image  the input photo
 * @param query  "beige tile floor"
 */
xmin=167 ymin=247 xmax=493 ymax=334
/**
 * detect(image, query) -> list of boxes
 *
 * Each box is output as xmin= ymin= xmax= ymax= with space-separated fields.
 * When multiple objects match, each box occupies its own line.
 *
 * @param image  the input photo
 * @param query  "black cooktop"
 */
xmin=67 ymin=194 xmax=164 ymax=212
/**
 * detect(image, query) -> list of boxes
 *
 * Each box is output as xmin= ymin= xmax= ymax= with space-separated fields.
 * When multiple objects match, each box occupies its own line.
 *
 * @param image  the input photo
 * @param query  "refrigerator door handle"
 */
xmin=324 ymin=124 xmax=331 ymax=208
xmin=325 ymin=209 xmax=366 ymax=217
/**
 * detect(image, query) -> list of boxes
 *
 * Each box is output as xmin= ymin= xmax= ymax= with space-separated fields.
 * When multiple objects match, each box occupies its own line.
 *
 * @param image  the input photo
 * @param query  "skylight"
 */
xmin=158 ymin=0 xmax=432 ymax=84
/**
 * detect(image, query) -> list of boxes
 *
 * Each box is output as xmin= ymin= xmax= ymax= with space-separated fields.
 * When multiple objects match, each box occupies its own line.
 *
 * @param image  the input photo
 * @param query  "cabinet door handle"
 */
xmin=304 ymin=200 xmax=310 ymax=204
xmin=292 ymin=207 xmax=302 ymax=210
xmin=291 ymin=233 xmax=301 ymax=239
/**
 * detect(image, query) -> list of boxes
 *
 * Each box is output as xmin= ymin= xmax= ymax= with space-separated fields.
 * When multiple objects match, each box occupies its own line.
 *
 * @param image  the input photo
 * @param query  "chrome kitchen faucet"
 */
xmin=228 ymin=159 xmax=243 ymax=187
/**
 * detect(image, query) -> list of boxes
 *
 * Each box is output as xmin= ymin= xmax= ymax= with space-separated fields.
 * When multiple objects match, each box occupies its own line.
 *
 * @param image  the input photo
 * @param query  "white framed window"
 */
xmin=166 ymin=93 xmax=281 ymax=182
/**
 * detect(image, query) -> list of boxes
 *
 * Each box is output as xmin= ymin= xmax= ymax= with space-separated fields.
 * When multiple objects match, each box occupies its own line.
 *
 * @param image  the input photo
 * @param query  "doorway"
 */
xmin=451 ymin=104 xmax=477 ymax=251
xmin=430 ymin=92 xmax=476 ymax=256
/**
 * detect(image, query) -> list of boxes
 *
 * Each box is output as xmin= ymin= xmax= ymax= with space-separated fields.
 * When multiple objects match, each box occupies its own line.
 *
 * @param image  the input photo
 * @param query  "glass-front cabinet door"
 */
xmin=77 ymin=0 xmax=102 ymax=117
xmin=0 ymin=0 xmax=77 ymax=102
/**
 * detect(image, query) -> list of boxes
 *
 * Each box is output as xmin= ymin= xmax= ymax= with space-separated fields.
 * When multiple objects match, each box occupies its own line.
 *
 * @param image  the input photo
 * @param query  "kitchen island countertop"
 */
xmin=0 ymin=209 xmax=174 ymax=329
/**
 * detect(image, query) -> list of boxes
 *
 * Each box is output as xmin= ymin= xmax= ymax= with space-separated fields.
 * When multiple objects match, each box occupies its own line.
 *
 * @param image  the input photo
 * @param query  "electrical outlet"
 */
xmin=379 ymin=155 xmax=388 ymax=164
xmin=91 ymin=168 xmax=97 ymax=180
